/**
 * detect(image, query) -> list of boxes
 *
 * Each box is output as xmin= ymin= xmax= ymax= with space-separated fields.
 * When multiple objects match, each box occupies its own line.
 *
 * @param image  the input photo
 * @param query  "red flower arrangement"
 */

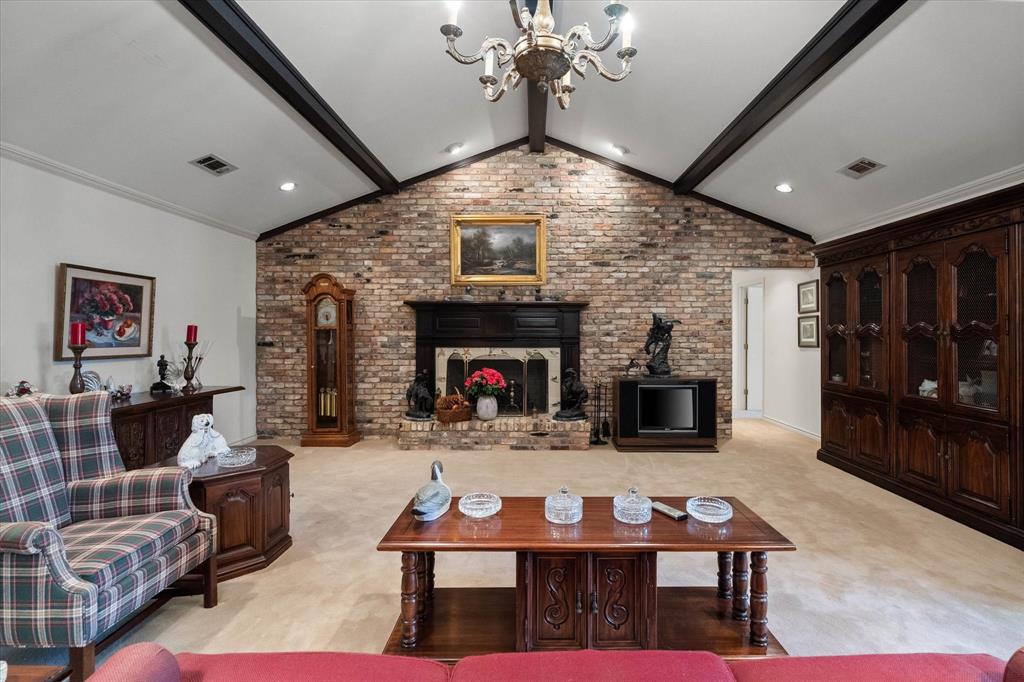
xmin=464 ymin=367 xmax=507 ymax=398
xmin=74 ymin=282 xmax=134 ymax=332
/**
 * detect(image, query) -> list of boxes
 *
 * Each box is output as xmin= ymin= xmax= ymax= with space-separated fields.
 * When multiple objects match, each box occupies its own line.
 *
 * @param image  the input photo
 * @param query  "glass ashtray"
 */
xmin=686 ymin=496 xmax=733 ymax=523
xmin=458 ymin=492 xmax=502 ymax=518
xmin=613 ymin=486 xmax=652 ymax=524
xmin=216 ymin=447 xmax=256 ymax=468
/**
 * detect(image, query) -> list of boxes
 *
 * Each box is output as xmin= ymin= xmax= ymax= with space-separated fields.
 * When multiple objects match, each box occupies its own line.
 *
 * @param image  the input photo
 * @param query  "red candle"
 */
xmin=69 ymin=321 xmax=86 ymax=346
xmin=186 ymin=324 xmax=198 ymax=344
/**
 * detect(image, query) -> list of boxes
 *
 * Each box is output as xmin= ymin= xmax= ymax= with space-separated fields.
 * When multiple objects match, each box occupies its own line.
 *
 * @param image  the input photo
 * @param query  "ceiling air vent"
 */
xmin=838 ymin=157 xmax=885 ymax=179
xmin=189 ymin=154 xmax=237 ymax=176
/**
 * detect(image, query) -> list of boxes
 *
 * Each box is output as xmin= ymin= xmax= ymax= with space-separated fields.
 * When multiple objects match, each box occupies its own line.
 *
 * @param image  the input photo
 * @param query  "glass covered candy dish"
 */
xmin=458 ymin=492 xmax=502 ymax=518
xmin=545 ymin=486 xmax=583 ymax=524
xmin=686 ymin=496 xmax=733 ymax=523
xmin=216 ymin=447 xmax=256 ymax=468
xmin=613 ymin=487 xmax=652 ymax=524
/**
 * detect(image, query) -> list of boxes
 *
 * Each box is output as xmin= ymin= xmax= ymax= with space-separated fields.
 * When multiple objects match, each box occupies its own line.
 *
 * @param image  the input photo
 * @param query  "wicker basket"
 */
xmin=435 ymin=387 xmax=471 ymax=424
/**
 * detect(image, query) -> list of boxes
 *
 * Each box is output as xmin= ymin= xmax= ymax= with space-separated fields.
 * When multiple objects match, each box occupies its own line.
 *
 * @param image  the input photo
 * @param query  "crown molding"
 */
xmin=0 ymin=142 xmax=256 ymax=240
xmin=815 ymin=164 xmax=1024 ymax=245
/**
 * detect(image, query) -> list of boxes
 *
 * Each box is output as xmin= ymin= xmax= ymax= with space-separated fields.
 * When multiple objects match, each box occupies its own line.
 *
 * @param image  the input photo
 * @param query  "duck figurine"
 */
xmin=411 ymin=460 xmax=452 ymax=522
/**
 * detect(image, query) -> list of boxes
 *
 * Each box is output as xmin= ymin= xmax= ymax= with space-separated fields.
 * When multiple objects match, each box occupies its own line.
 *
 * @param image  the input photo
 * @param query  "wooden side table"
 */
xmin=147 ymin=445 xmax=293 ymax=581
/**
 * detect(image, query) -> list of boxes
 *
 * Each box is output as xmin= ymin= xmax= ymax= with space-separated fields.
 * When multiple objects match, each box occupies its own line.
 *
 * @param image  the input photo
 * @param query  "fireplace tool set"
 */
xmin=590 ymin=380 xmax=612 ymax=445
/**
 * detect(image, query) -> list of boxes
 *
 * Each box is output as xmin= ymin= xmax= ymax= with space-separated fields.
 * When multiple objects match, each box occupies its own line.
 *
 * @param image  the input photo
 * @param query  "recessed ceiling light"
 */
xmin=444 ymin=142 xmax=464 ymax=155
xmin=279 ymin=182 xmax=296 ymax=192
xmin=610 ymin=143 xmax=629 ymax=156
xmin=775 ymin=183 xmax=793 ymax=193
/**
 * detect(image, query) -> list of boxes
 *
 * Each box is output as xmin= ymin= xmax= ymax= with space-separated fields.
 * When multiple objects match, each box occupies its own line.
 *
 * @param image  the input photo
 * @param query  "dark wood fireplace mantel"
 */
xmin=404 ymin=300 xmax=589 ymax=399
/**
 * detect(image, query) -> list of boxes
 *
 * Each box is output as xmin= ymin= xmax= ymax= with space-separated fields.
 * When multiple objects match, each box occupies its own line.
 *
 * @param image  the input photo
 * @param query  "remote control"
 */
xmin=652 ymin=501 xmax=688 ymax=521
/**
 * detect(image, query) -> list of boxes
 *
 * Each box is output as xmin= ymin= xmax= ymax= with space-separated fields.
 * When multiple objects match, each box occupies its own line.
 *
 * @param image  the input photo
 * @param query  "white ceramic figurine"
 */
xmin=177 ymin=413 xmax=230 ymax=470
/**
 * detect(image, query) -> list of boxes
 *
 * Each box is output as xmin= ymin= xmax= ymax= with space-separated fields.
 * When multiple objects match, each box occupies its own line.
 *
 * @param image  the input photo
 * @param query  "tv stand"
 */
xmin=612 ymin=377 xmax=718 ymax=452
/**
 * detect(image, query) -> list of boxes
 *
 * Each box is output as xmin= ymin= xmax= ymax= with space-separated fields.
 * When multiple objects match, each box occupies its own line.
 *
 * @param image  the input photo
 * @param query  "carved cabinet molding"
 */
xmin=518 ymin=551 xmax=655 ymax=651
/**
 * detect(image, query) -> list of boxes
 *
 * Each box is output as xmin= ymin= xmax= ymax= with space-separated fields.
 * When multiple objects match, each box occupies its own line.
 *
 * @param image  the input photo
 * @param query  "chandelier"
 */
xmin=440 ymin=0 xmax=636 ymax=110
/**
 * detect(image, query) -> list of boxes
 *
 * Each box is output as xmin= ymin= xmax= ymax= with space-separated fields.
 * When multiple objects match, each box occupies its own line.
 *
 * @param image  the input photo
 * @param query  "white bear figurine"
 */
xmin=177 ymin=413 xmax=231 ymax=470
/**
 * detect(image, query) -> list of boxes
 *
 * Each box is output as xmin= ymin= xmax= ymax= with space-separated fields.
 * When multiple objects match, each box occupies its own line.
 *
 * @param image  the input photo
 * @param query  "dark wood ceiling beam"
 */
xmin=672 ymin=0 xmax=906 ymax=194
xmin=528 ymin=82 xmax=548 ymax=152
xmin=525 ymin=0 xmax=548 ymax=152
xmin=179 ymin=0 xmax=399 ymax=194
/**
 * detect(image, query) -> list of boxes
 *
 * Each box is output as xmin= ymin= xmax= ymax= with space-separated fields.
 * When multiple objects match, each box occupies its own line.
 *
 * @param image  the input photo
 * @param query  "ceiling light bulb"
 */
xmin=445 ymin=142 xmax=464 ymax=155
xmin=446 ymin=1 xmax=461 ymax=26
xmin=775 ymin=183 xmax=793 ymax=193
xmin=611 ymin=143 xmax=629 ymax=156
xmin=280 ymin=182 xmax=296 ymax=192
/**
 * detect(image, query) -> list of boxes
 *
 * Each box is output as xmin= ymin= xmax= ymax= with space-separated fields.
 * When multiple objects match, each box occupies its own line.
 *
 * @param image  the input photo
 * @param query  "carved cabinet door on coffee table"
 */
xmin=518 ymin=552 xmax=656 ymax=651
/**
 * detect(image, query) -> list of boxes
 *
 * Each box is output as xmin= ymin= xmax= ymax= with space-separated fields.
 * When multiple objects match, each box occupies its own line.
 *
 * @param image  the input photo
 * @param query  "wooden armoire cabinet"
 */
xmin=516 ymin=552 xmax=657 ymax=651
xmin=815 ymin=185 xmax=1022 ymax=549
xmin=300 ymin=273 xmax=360 ymax=447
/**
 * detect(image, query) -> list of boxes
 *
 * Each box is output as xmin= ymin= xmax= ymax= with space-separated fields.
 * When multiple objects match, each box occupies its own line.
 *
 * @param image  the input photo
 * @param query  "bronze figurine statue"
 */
xmin=150 ymin=354 xmax=174 ymax=394
xmin=643 ymin=313 xmax=680 ymax=376
xmin=405 ymin=370 xmax=434 ymax=421
xmin=553 ymin=368 xmax=589 ymax=421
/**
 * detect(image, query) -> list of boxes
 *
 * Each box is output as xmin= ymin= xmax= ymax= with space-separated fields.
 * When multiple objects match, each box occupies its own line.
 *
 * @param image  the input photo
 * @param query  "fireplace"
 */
xmin=404 ymin=300 xmax=589 ymax=417
xmin=437 ymin=347 xmax=561 ymax=416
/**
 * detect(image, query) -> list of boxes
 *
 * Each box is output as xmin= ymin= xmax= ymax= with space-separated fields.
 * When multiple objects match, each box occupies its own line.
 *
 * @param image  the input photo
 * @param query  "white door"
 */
xmin=744 ymin=285 xmax=765 ymax=412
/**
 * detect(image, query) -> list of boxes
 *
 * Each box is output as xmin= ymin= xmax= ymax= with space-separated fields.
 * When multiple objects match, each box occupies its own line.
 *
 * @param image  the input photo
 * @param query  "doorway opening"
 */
xmin=735 ymin=282 xmax=764 ymax=418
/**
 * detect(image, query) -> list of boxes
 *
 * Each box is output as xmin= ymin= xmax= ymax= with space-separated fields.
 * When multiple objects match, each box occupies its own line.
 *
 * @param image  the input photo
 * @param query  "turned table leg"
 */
xmin=750 ymin=551 xmax=768 ymax=647
xmin=425 ymin=551 xmax=436 ymax=615
xmin=416 ymin=552 xmax=428 ymax=621
xmin=732 ymin=551 xmax=749 ymax=621
xmin=400 ymin=552 xmax=419 ymax=647
xmin=716 ymin=552 xmax=733 ymax=600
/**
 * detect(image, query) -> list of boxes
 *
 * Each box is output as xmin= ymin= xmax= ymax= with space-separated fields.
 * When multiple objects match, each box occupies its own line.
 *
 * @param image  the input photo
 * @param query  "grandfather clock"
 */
xmin=301 ymin=273 xmax=360 ymax=447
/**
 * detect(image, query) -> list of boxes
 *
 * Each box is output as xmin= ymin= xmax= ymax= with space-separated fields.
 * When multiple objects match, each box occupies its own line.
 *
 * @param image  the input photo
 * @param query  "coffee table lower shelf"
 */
xmin=383 ymin=586 xmax=786 ymax=663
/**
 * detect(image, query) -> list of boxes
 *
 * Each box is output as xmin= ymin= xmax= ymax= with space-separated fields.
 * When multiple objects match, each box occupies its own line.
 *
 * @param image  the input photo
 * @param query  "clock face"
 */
xmin=316 ymin=299 xmax=338 ymax=327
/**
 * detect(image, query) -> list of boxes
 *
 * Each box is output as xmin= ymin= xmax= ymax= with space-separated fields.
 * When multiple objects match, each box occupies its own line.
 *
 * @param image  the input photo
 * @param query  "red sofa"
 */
xmin=90 ymin=643 xmax=1022 ymax=682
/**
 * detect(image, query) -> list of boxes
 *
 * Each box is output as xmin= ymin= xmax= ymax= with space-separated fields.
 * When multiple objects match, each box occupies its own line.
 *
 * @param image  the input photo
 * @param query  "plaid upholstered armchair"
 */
xmin=0 ymin=392 xmax=217 ymax=681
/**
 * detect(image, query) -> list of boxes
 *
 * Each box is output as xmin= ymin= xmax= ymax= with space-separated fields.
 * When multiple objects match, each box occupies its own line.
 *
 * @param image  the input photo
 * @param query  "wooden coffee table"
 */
xmin=377 ymin=496 xmax=795 ymax=662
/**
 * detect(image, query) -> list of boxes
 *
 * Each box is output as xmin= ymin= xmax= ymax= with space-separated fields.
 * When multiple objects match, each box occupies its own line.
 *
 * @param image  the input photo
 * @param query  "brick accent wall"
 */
xmin=256 ymin=143 xmax=814 ymax=439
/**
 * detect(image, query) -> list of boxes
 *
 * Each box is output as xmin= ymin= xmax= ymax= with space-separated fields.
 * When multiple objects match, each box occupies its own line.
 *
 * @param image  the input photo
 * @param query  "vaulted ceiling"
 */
xmin=1 ymin=1 xmax=1021 ymax=242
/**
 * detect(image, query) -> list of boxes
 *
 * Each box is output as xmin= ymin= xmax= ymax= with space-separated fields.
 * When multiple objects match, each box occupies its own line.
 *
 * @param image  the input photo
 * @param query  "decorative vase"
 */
xmin=476 ymin=395 xmax=498 ymax=421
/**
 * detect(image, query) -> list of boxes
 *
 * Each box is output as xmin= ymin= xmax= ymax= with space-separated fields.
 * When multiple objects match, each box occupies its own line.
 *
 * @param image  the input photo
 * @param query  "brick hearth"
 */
xmin=398 ymin=417 xmax=591 ymax=451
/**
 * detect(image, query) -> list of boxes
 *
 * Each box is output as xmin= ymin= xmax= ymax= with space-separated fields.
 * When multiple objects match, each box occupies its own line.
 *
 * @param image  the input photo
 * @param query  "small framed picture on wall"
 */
xmin=797 ymin=315 xmax=820 ymax=348
xmin=797 ymin=279 xmax=819 ymax=314
xmin=54 ymin=263 xmax=155 ymax=360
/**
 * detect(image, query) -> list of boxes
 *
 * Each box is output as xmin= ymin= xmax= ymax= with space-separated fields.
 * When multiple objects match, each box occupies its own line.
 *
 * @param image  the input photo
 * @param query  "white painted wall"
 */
xmin=0 ymin=154 xmax=257 ymax=444
xmin=732 ymin=267 xmax=820 ymax=437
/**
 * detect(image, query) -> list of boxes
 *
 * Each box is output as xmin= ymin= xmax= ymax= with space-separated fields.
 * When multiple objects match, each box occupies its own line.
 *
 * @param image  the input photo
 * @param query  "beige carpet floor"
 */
xmin=6 ymin=419 xmax=1023 ymax=667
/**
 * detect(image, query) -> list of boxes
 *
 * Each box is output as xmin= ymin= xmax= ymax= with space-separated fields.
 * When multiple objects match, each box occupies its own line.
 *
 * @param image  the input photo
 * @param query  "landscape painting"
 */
xmin=450 ymin=214 xmax=546 ymax=285
xmin=55 ymin=263 xmax=155 ymax=360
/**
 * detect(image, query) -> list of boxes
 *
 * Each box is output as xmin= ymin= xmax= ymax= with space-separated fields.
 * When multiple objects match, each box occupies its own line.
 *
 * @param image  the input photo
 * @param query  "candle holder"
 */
xmin=181 ymin=341 xmax=203 ymax=394
xmin=68 ymin=343 xmax=88 ymax=394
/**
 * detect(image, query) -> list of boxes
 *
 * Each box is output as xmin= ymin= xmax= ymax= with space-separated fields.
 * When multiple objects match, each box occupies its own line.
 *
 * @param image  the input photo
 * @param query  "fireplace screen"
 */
xmin=438 ymin=347 xmax=560 ymax=416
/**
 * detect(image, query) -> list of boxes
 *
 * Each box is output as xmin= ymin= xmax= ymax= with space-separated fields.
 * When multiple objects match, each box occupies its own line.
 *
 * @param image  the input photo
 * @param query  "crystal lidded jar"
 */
xmin=613 ymin=486 xmax=652 ymax=524
xmin=545 ymin=486 xmax=583 ymax=524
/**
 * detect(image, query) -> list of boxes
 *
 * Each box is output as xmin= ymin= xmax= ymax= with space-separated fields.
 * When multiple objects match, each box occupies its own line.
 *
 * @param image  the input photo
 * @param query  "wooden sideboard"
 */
xmin=111 ymin=386 xmax=244 ymax=470
xmin=813 ymin=185 xmax=1022 ymax=549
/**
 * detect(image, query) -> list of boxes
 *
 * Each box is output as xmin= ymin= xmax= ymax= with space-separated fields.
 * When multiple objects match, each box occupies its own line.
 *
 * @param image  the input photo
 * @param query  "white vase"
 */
xmin=476 ymin=395 xmax=498 ymax=421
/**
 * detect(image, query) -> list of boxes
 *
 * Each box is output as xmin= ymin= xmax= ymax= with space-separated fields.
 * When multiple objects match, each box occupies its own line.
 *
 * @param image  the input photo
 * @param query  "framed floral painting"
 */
xmin=54 ymin=263 xmax=155 ymax=360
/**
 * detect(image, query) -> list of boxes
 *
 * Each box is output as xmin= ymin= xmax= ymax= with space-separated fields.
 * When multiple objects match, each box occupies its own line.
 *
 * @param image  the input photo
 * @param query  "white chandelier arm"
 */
xmin=564 ymin=20 xmax=620 ymax=55
xmin=572 ymin=49 xmax=634 ymax=82
xmin=551 ymin=79 xmax=575 ymax=110
xmin=482 ymin=68 xmax=523 ymax=103
xmin=445 ymin=35 xmax=515 ymax=67
xmin=508 ymin=0 xmax=527 ymax=32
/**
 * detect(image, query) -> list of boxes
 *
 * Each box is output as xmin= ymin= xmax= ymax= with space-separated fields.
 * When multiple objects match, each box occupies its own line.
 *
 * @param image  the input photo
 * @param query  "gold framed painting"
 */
xmin=450 ymin=214 xmax=546 ymax=286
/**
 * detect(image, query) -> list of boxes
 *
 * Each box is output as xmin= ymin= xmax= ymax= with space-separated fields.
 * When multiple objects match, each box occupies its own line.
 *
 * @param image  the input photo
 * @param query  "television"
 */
xmin=638 ymin=384 xmax=698 ymax=434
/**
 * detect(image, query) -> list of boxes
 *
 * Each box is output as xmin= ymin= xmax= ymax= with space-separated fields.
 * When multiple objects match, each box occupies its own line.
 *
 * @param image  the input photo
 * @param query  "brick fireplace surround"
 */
xmin=256 ymin=143 xmax=814 ymax=439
